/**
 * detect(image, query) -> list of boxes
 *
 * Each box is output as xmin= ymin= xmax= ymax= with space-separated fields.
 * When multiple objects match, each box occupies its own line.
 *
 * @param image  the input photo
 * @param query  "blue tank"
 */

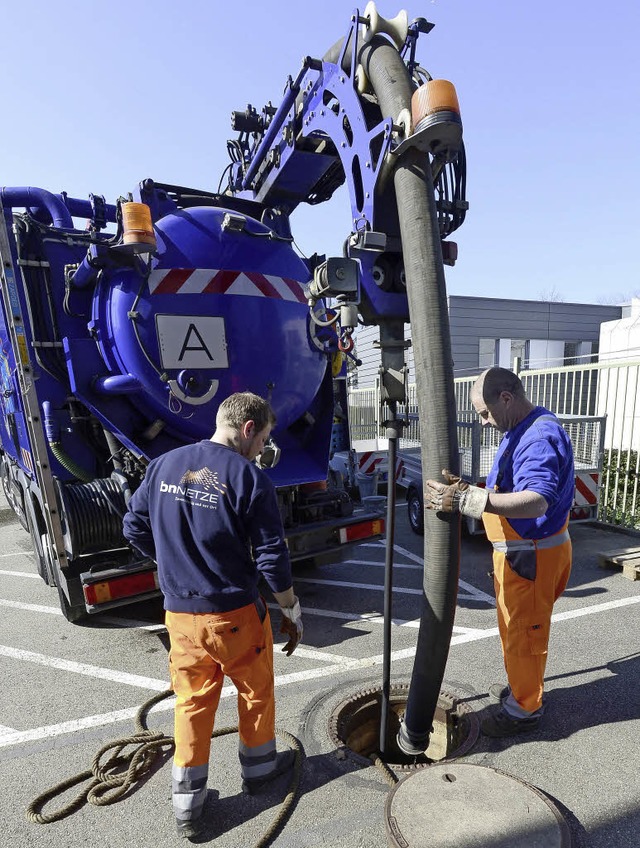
xmin=82 ymin=205 xmax=333 ymax=485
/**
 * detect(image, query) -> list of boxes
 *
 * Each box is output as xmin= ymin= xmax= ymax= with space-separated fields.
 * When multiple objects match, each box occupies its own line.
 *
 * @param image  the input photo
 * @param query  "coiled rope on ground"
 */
xmin=25 ymin=688 xmax=305 ymax=848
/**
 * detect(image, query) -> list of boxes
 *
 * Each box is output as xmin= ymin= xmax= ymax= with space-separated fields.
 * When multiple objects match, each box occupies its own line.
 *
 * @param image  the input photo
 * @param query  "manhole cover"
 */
xmin=328 ymin=683 xmax=478 ymax=770
xmin=385 ymin=763 xmax=572 ymax=847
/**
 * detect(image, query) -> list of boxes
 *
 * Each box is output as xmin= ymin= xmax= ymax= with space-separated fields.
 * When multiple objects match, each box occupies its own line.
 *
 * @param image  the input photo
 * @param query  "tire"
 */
xmin=407 ymin=488 xmax=424 ymax=536
xmin=25 ymin=495 xmax=55 ymax=586
xmin=56 ymin=579 xmax=87 ymax=623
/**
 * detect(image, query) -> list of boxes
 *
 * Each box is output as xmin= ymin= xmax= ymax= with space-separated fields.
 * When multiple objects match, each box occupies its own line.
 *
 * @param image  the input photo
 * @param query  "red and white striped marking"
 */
xmin=571 ymin=472 xmax=599 ymax=520
xmin=359 ymin=451 xmax=404 ymax=482
xmin=149 ymin=268 xmax=307 ymax=302
xmin=574 ymin=473 xmax=599 ymax=506
xmin=21 ymin=448 xmax=33 ymax=475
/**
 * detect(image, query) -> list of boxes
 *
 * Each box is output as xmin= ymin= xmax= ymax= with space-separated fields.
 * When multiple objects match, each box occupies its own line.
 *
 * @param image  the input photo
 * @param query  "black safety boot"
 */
xmin=481 ymin=708 xmax=542 ymax=738
xmin=488 ymin=683 xmax=510 ymax=703
xmin=241 ymin=749 xmax=295 ymax=795
xmin=175 ymin=817 xmax=203 ymax=839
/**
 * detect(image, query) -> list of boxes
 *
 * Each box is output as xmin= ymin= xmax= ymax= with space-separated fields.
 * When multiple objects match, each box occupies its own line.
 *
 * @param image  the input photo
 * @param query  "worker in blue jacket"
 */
xmin=425 ymin=367 xmax=574 ymax=737
xmin=123 ymin=391 xmax=303 ymax=838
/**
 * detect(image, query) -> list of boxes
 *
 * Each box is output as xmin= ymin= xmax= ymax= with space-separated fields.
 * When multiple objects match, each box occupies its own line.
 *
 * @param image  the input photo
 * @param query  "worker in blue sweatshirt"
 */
xmin=123 ymin=391 xmax=303 ymax=839
xmin=425 ymin=368 xmax=574 ymax=738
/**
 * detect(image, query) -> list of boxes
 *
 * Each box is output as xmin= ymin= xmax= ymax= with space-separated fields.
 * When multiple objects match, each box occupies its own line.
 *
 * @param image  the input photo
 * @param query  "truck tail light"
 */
xmin=81 ymin=565 xmax=160 ymax=611
xmin=339 ymin=518 xmax=385 ymax=544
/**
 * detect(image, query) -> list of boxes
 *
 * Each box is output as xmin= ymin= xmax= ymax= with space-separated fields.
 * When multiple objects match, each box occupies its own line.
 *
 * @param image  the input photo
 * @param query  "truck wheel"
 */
xmin=25 ymin=496 xmax=55 ymax=586
xmin=407 ymin=490 xmax=424 ymax=535
xmin=56 ymin=580 xmax=87 ymax=623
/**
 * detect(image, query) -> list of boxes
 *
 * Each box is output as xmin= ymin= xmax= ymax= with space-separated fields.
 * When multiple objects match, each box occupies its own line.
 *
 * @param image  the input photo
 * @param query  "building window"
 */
xmin=510 ymin=339 xmax=527 ymax=370
xmin=564 ymin=341 xmax=596 ymax=366
xmin=479 ymin=338 xmax=497 ymax=368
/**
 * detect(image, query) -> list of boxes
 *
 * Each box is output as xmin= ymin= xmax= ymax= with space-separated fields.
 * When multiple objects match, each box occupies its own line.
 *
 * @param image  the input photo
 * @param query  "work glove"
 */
xmin=279 ymin=596 xmax=303 ymax=656
xmin=425 ymin=469 xmax=489 ymax=520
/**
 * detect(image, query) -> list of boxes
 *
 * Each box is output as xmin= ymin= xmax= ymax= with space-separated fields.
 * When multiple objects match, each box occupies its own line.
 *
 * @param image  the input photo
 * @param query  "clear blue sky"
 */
xmin=2 ymin=0 xmax=638 ymax=305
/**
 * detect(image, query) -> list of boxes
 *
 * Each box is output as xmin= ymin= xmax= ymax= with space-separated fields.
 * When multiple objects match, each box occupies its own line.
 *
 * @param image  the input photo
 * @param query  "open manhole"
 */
xmin=328 ymin=683 xmax=479 ymax=770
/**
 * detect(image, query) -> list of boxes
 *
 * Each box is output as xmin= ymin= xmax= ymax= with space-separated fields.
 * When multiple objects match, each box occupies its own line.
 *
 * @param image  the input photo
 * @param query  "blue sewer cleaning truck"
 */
xmin=0 ymin=3 xmax=467 ymax=629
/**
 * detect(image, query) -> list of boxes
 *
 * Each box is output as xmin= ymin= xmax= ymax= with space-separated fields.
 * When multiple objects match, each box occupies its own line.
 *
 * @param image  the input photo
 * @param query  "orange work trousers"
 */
xmin=166 ymin=602 xmax=275 ymax=821
xmin=483 ymin=513 xmax=572 ymax=714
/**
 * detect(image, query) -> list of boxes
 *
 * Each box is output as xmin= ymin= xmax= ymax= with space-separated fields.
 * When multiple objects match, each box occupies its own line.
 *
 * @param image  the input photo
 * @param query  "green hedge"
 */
xmin=601 ymin=449 xmax=640 ymax=529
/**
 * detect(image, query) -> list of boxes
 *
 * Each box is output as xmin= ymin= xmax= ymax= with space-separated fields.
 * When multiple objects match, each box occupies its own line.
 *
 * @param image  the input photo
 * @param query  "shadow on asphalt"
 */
xmin=185 ymin=747 xmax=379 ymax=845
xmin=455 ymin=652 xmax=640 ymax=754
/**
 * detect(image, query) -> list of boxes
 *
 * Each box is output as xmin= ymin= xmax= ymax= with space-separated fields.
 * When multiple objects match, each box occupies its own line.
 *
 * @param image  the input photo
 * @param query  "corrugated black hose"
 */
xmin=324 ymin=32 xmax=461 ymax=755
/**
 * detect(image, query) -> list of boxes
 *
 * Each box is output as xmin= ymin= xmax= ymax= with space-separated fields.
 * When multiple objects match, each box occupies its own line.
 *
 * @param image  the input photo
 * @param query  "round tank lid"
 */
xmin=385 ymin=763 xmax=572 ymax=847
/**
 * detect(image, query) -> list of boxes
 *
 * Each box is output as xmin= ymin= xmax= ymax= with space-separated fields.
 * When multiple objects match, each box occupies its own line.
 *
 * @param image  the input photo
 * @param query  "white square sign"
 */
xmin=156 ymin=315 xmax=229 ymax=370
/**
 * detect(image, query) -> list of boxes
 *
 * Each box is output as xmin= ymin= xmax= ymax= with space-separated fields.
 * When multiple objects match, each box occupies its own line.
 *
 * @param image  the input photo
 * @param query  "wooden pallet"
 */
xmin=598 ymin=548 xmax=640 ymax=581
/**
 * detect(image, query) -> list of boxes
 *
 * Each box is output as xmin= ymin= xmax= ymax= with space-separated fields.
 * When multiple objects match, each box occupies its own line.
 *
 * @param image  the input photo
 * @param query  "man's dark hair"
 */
xmin=216 ymin=392 xmax=276 ymax=432
xmin=479 ymin=368 xmax=526 ymax=404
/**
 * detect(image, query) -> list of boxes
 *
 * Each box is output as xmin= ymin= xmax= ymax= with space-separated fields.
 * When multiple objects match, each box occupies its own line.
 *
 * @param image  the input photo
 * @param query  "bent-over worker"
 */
xmin=425 ymin=367 xmax=574 ymax=737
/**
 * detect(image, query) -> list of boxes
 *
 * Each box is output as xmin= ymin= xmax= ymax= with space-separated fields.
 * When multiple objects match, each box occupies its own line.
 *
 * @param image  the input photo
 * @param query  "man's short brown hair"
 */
xmin=216 ymin=392 xmax=276 ymax=432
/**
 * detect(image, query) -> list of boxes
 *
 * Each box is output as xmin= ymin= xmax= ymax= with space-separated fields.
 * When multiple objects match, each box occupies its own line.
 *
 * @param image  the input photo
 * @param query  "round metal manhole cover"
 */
xmin=328 ymin=684 xmax=479 ymax=771
xmin=385 ymin=763 xmax=572 ymax=847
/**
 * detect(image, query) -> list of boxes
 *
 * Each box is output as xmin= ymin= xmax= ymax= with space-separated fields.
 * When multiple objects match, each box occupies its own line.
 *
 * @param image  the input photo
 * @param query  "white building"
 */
xmin=597 ymin=298 xmax=640 ymax=450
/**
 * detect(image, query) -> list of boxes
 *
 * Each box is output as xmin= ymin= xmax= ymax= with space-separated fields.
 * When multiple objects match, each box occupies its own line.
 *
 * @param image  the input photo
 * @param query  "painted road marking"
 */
xmin=392 ymin=542 xmax=497 ymax=605
xmin=0 ymin=569 xmax=39 ymax=578
xmin=1 ymin=594 xmax=639 ymax=749
xmin=0 ymin=598 xmax=62 ymax=615
xmin=293 ymin=575 xmax=493 ymax=606
xmin=0 ymin=646 xmax=169 ymax=691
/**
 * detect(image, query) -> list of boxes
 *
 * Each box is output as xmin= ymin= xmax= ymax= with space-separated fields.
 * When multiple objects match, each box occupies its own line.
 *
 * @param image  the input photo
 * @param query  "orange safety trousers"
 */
xmin=166 ymin=603 xmax=275 ymax=768
xmin=483 ymin=513 xmax=572 ymax=714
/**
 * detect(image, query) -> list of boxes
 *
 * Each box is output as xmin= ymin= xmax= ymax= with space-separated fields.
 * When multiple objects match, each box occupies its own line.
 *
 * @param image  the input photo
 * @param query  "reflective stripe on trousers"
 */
xmin=482 ymin=514 xmax=572 ymax=714
xmin=166 ymin=600 xmax=275 ymax=821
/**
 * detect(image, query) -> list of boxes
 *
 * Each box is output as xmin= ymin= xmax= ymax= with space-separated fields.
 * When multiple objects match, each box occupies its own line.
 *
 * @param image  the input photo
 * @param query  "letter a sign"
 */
xmin=156 ymin=315 xmax=229 ymax=370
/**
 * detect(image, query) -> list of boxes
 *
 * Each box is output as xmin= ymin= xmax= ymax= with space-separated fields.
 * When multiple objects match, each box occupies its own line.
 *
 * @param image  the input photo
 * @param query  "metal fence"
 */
xmin=348 ymin=359 xmax=640 ymax=530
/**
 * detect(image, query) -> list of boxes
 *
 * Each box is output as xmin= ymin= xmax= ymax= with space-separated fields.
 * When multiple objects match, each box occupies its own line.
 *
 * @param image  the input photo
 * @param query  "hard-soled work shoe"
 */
xmin=488 ymin=683 xmax=510 ymax=703
xmin=175 ymin=817 xmax=203 ymax=839
xmin=481 ymin=708 xmax=541 ymax=738
xmin=242 ymin=749 xmax=295 ymax=795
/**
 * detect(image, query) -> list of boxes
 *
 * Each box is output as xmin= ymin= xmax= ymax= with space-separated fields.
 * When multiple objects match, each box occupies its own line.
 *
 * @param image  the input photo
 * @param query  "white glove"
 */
xmin=279 ymin=597 xmax=303 ymax=656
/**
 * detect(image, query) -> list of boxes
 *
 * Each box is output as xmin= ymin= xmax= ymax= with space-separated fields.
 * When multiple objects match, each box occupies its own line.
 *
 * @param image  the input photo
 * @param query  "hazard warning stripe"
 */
xmin=21 ymin=448 xmax=33 ymax=475
xmin=149 ymin=269 xmax=307 ymax=302
xmin=574 ymin=473 xmax=599 ymax=506
xmin=359 ymin=452 xmax=404 ymax=480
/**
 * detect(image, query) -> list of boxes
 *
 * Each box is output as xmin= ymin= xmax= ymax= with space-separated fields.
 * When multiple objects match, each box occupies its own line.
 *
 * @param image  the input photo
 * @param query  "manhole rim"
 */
xmin=328 ymin=681 xmax=480 ymax=771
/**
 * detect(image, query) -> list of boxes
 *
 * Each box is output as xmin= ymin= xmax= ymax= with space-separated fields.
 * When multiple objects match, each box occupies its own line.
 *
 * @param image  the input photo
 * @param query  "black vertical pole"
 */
xmin=379 ymin=410 xmax=399 ymax=757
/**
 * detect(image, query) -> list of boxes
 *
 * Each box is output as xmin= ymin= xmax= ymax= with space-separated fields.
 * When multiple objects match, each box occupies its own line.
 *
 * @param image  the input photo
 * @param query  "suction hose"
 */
xmin=325 ymin=34 xmax=461 ymax=754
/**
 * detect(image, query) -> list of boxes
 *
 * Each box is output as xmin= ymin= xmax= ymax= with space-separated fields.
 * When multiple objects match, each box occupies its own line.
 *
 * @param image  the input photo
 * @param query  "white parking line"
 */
xmin=293 ymin=576 xmax=492 ymax=606
xmin=0 ymin=569 xmax=39 ymax=578
xmin=295 ymin=576 xmax=424 ymax=595
xmin=0 ymin=598 xmax=62 ymax=615
xmin=2 ymin=593 xmax=638 ymax=750
xmin=0 ymin=645 xmax=168 ymax=691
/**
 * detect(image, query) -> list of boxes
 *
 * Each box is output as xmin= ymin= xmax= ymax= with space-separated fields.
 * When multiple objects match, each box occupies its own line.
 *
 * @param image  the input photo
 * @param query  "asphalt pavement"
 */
xmin=0 ymin=492 xmax=638 ymax=847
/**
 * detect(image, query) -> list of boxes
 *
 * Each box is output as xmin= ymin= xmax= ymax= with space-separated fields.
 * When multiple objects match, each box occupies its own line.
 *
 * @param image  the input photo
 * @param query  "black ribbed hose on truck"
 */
xmin=325 ymin=34 xmax=461 ymax=755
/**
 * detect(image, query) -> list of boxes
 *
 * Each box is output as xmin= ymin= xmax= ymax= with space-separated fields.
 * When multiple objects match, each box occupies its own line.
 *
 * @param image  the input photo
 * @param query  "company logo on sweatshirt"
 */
xmin=159 ymin=466 xmax=228 ymax=508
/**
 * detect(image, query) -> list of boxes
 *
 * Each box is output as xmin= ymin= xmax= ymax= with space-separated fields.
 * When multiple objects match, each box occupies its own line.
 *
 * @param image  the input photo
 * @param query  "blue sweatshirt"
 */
xmin=486 ymin=407 xmax=575 ymax=539
xmin=122 ymin=440 xmax=292 ymax=613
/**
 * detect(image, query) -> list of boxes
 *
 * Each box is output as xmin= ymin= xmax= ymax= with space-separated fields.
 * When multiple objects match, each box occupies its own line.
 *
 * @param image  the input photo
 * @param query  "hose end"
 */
xmin=396 ymin=719 xmax=430 ymax=756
